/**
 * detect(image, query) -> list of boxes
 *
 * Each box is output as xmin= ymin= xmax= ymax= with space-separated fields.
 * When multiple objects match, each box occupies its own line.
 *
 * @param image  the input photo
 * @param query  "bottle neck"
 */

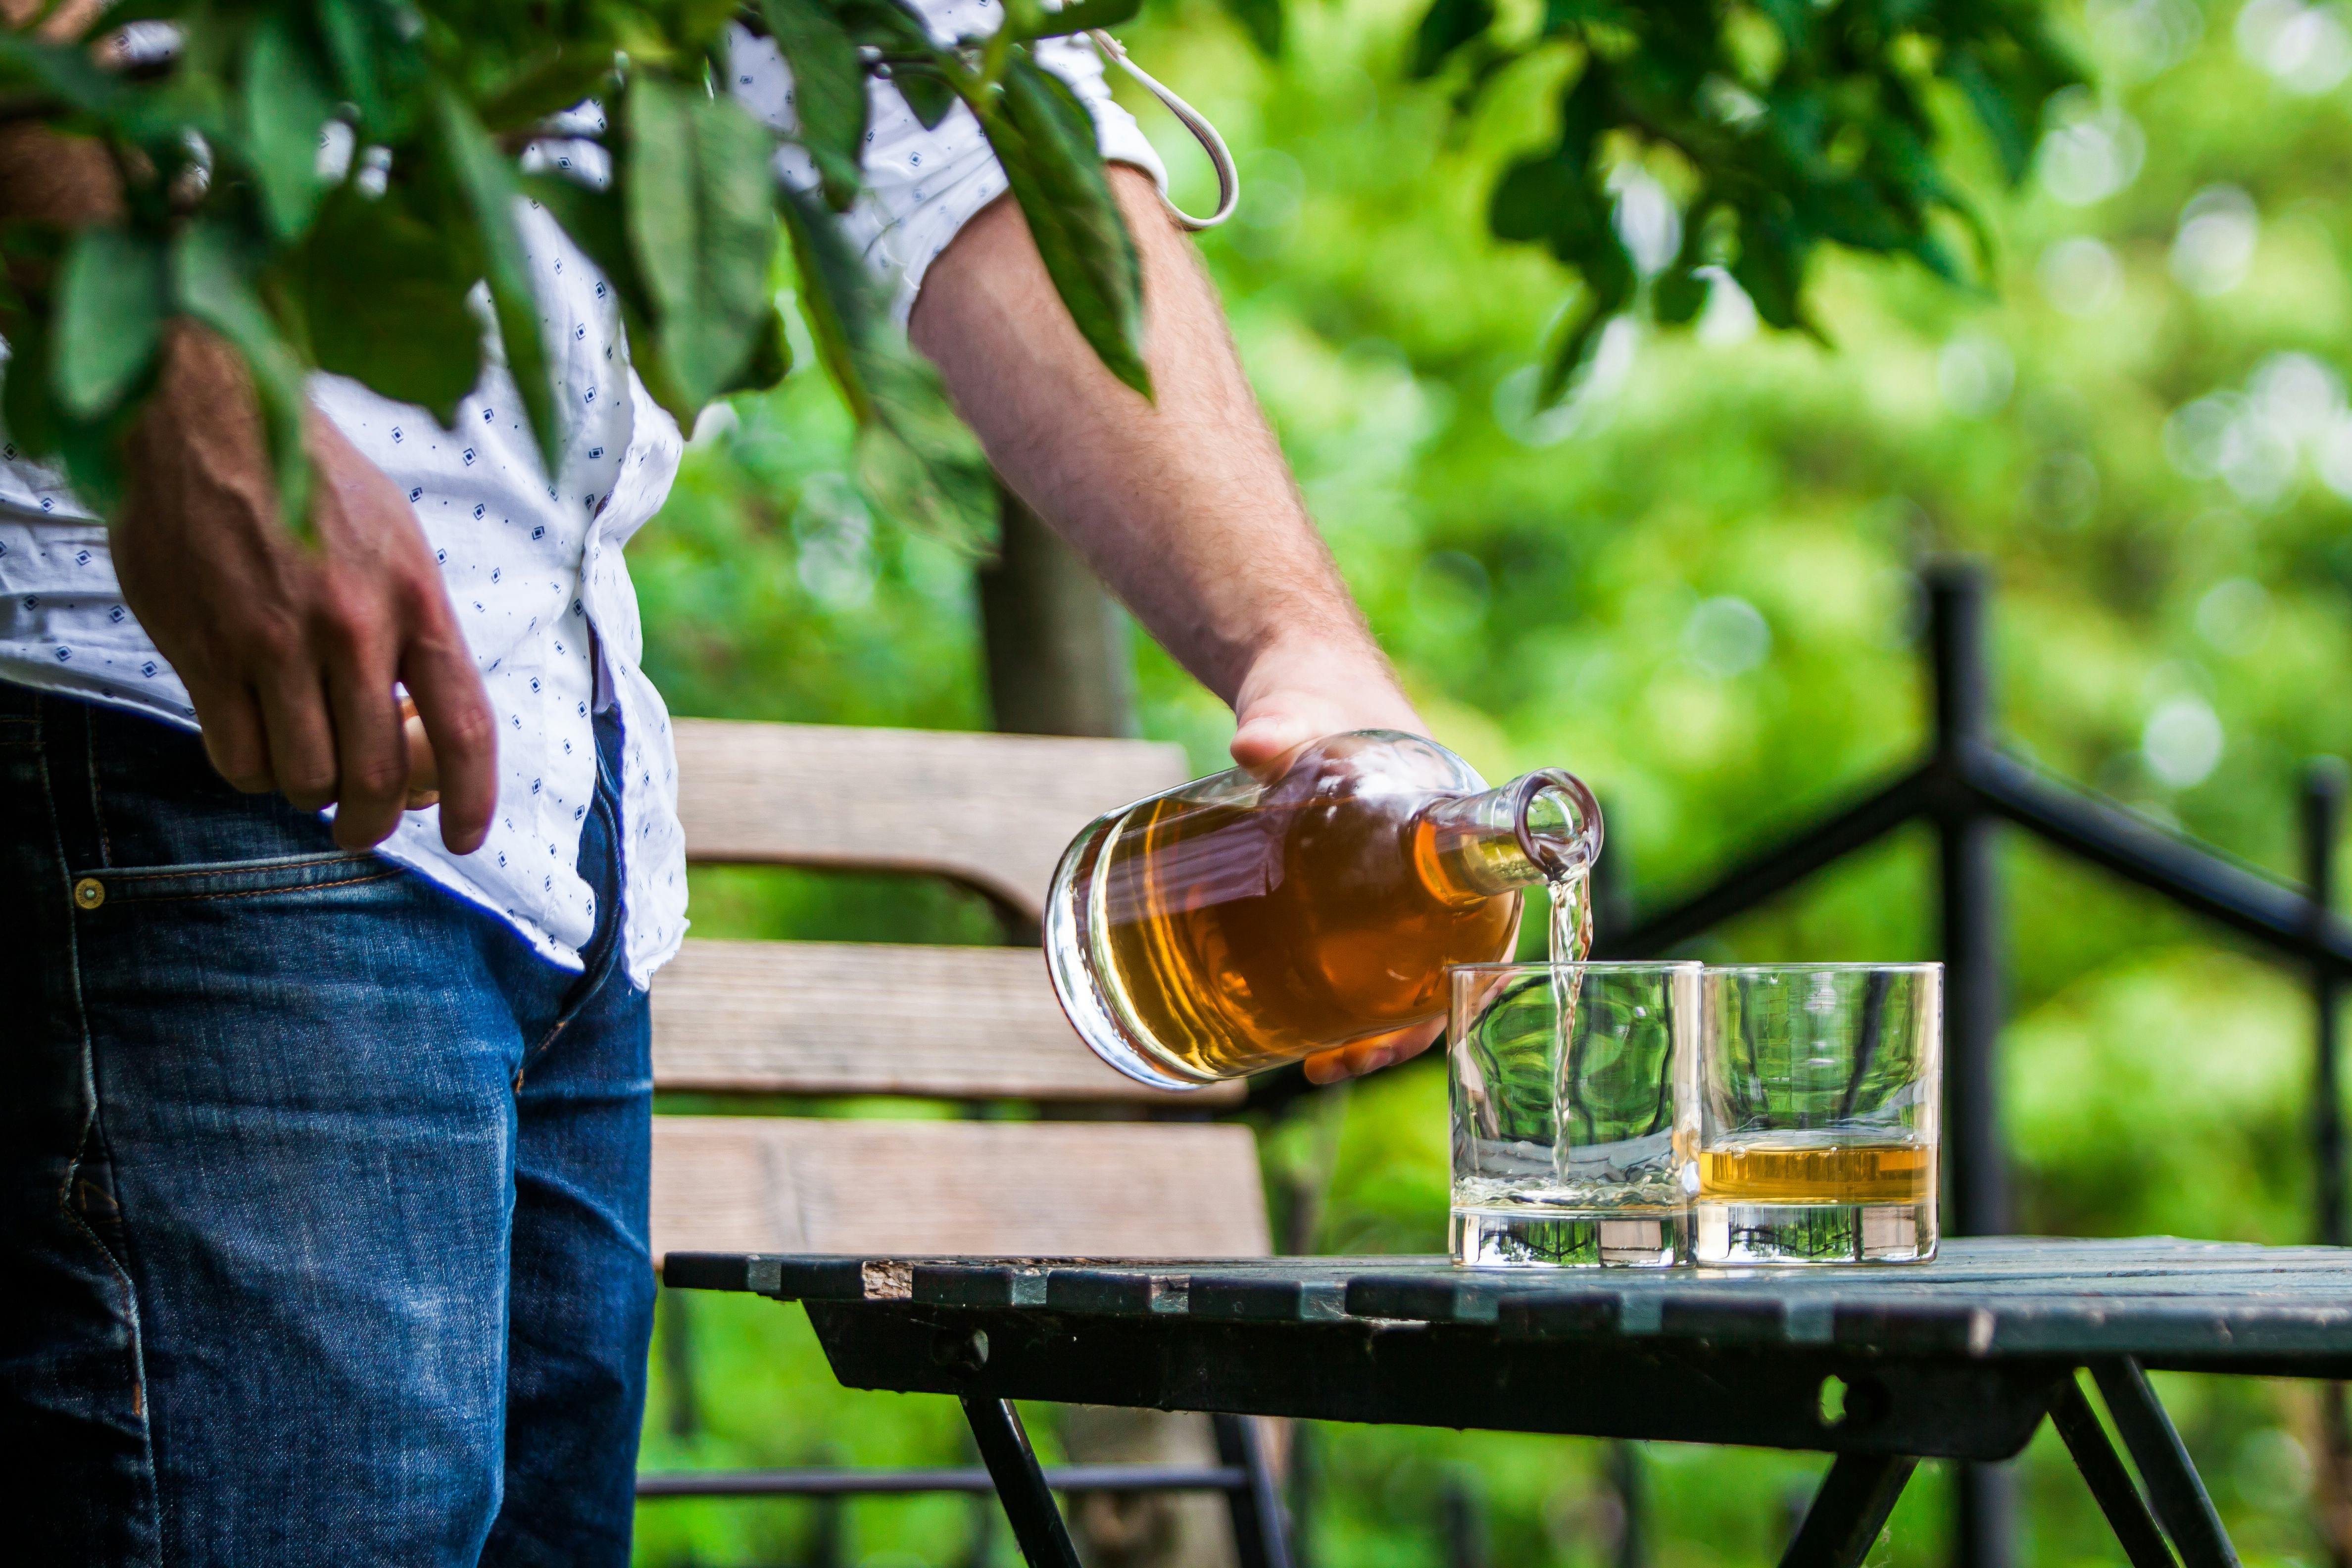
xmin=1416 ymin=768 xmax=1605 ymax=901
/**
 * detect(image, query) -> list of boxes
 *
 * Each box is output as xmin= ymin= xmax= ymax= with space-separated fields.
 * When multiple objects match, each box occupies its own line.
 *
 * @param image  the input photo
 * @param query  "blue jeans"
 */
xmin=0 ymin=684 xmax=655 ymax=1565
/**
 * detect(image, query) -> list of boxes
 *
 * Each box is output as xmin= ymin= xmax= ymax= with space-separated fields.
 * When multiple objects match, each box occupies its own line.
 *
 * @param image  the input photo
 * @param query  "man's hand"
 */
xmin=1228 ymin=636 xmax=1426 ymax=776
xmin=112 ymin=324 xmax=495 ymax=853
xmin=1232 ymin=641 xmax=1440 ymax=1084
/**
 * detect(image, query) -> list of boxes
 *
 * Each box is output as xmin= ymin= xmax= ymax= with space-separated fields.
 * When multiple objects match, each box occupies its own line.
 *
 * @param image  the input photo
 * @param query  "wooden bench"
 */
xmin=638 ymin=718 xmax=1288 ymax=1567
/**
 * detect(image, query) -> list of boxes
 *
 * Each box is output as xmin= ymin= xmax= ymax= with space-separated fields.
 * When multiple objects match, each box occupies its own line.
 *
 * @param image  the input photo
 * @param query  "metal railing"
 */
xmin=1594 ymin=561 xmax=2349 ymax=1568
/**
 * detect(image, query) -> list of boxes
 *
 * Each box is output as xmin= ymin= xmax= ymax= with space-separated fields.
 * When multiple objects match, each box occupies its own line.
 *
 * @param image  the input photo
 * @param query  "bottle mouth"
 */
xmin=1511 ymin=769 xmax=1604 ymax=882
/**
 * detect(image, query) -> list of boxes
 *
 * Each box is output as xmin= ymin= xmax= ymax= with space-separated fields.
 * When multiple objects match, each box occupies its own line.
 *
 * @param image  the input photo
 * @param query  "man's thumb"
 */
xmin=1229 ymin=712 xmax=1319 ymax=778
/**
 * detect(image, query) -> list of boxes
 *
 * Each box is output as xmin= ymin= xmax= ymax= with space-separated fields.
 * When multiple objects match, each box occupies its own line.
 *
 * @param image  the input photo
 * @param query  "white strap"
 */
xmin=1085 ymin=29 xmax=1238 ymax=232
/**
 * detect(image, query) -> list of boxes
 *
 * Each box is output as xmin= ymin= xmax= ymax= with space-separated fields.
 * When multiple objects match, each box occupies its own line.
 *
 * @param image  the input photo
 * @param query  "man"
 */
xmin=0 ymin=5 xmax=1421 ymax=1563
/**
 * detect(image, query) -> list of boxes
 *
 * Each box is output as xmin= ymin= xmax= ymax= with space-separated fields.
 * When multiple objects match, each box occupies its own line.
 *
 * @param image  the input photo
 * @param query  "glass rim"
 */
xmin=1448 ymin=960 xmax=1941 ymax=976
xmin=1447 ymin=960 xmax=1704 ymax=975
xmin=1701 ymin=962 xmax=1943 ymax=976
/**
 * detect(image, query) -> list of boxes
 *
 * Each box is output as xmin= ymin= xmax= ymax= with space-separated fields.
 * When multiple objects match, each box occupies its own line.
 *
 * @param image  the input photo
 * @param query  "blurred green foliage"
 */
xmin=630 ymin=0 xmax=2352 ymax=1562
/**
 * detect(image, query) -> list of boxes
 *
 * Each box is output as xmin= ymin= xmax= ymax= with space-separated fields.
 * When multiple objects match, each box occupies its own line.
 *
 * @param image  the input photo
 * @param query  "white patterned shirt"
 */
xmin=0 ymin=6 xmax=1165 ymax=986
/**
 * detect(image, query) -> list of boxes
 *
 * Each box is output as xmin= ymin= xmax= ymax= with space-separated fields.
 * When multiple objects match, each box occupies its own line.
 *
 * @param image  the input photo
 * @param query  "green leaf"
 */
xmin=0 ymin=30 xmax=128 ymax=117
xmin=1539 ymin=0 xmax=1638 ymax=33
xmin=980 ymin=54 xmax=1150 ymax=399
xmin=832 ymin=0 xmax=938 ymax=53
xmin=171 ymin=223 xmax=314 ymax=531
xmin=1749 ymin=0 xmax=1811 ymax=49
xmin=1488 ymin=140 xmax=1621 ymax=287
xmin=1533 ymin=283 xmax=1624 ymax=408
xmin=52 ymin=227 xmax=165 ymax=420
xmin=781 ymin=186 xmax=995 ymax=553
xmin=3 ymin=308 xmax=62 ymax=466
xmin=1491 ymin=152 xmax=1589 ymax=246
xmin=1040 ymin=0 xmax=1149 ymax=36
xmin=473 ymin=46 xmax=621 ymax=134
xmin=243 ymin=17 xmax=337 ymax=241
xmin=318 ymin=0 xmax=422 ymax=142
xmin=720 ymin=301 xmax=793 ymax=396
xmin=1412 ymin=0 xmax=1495 ymax=78
xmin=757 ymin=0 xmax=869 ymax=210
xmin=1215 ymin=0 xmax=1283 ymax=57
xmin=1652 ymin=262 xmax=1707 ymax=326
xmin=780 ymin=190 xmax=869 ymax=415
xmin=855 ymin=343 xmax=998 ymax=547
xmin=623 ymin=74 xmax=784 ymax=420
xmin=1797 ymin=176 xmax=1909 ymax=253
xmin=300 ymin=184 xmax=483 ymax=425
xmin=1943 ymin=47 xmax=2034 ymax=186
xmin=431 ymin=83 xmax=562 ymax=476
xmin=1730 ymin=203 xmax=1811 ymax=334
xmin=892 ymin=67 xmax=959 ymax=131
xmin=825 ymin=0 xmax=957 ymax=124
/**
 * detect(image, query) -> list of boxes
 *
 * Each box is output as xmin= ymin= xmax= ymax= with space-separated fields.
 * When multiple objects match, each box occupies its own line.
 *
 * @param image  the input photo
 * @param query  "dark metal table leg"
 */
xmin=2090 ymin=1358 xmax=2241 ymax=1568
xmin=2050 ymin=1375 xmax=2177 ymax=1568
xmin=1778 ymin=1453 xmax=1918 ymax=1568
xmin=962 ymin=1395 xmax=1082 ymax=1568
xmin=1213 ymin=1413 xmax=1294 ymax=1568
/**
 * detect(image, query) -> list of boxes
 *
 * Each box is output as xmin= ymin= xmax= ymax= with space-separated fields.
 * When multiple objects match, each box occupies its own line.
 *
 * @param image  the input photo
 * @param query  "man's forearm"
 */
xmin=909 ymin=168 xmax=1407 ymax=726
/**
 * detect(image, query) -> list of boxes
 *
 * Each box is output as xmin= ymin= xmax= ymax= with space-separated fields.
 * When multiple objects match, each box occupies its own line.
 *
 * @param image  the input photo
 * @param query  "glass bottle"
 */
xmin=1045 ymin=730 xmax=1604 ymax=1090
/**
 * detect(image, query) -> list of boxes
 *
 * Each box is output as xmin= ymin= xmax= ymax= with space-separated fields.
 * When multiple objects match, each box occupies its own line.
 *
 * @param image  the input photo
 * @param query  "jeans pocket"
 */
xmin=68 ymin=849 xmax=398 ymax=907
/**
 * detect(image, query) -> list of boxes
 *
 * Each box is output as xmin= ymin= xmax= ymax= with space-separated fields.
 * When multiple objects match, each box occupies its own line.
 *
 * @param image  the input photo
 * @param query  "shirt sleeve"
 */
xmin=727 ymin=3 xmax=1168 ymax=326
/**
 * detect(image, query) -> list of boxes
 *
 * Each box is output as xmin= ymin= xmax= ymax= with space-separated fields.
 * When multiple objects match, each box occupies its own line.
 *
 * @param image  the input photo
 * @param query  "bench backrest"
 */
xmin=649 ymin=718 xmax=1270 ymax=1262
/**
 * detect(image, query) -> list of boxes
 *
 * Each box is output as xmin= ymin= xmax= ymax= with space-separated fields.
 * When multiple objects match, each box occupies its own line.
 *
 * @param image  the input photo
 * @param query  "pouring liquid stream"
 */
xmin=1545 ymin=861 xmax=1594 ymax=1185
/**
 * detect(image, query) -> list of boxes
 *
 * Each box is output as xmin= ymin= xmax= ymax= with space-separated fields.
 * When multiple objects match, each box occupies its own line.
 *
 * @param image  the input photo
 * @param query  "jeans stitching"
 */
xmin=107 ymin=870 xmax=404 ymax=907
xmin=90 ymin=850 xmax=380 ymax=884
xmin=77 ymin=849 xmax=391 ymax=904
xmin=33 ymin=694 xmax=162 ymax=1558
xmin=85 ymin=868 xmax=401 ymax=907
xmin=84 ymin=699 xmax=111 ymax=869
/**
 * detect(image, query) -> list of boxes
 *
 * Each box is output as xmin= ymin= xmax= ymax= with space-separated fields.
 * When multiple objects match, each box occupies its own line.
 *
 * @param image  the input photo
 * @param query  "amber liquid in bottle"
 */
xmin=1090 ymin=788 xmax=1519 ymax=1081
xmin=1051 ymin=732 xmax=1602 ymax=1089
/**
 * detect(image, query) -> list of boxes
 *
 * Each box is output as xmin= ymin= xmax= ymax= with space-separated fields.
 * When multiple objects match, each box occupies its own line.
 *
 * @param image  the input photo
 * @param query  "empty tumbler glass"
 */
xmin=1449 ymin=962 xmax=1699 ymax=1267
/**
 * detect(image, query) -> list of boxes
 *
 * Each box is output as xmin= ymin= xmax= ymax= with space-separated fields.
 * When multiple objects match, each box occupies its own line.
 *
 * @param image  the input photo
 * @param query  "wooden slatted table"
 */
xmin=668 ymin=1237 xmax=2352 ymax=1568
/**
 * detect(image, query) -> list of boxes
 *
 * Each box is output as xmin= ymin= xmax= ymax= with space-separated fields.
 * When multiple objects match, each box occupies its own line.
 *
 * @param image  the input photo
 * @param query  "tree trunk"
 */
xmin=979 ymin=484 xmax=1136 ymax=740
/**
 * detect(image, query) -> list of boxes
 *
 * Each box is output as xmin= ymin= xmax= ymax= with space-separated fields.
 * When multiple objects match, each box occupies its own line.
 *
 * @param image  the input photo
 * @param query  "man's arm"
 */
xmin=0 ymin=25 xmax=494 ymax=852
xmin=909 ymin=168 xmax=1422 ymax=774
xmin=910 ymin=168 xmax=1428 ymax=1080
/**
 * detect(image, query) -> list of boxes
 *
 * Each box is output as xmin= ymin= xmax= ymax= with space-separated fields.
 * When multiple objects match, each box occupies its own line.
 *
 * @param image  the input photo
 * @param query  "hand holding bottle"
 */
xmin=1227 ymin=637 xmax=1427 ymax=780
xmin=1225 ymin=641 xmax=1449 ymax=1082
xmin=1046 ymin=724 xmax=1602 ymax=1094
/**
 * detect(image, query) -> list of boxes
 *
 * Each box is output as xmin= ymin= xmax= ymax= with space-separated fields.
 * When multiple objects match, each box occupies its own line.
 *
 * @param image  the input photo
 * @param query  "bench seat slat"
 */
xmin=652 ymin=938 xmax=1242 ymax=1106
xmin=672 ymin=719 xmax=1189 ymax=918
xmin=651 ymin=1117 xmax=1271 ymax=1261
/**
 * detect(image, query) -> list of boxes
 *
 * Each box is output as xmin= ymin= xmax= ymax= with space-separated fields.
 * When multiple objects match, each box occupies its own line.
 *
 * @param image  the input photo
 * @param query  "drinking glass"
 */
xmin=1695 ymin=964 xmax=1942 ymax=1265
xmin=1449 ymin=962 xmax=1699 ymax=1266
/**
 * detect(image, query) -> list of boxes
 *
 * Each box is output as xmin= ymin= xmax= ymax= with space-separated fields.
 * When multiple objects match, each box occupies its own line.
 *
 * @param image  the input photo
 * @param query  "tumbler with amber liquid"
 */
xmin=1695 ymin=964 xmax=1943 ymax=1264
xmin=1045 ymin=731 xmax=1604 ymax=1090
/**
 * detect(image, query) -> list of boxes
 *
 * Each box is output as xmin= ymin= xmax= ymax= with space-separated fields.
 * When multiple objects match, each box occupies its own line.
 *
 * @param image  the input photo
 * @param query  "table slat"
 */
xmin=660 ymin=1237 xmax=2352 ymax=1373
